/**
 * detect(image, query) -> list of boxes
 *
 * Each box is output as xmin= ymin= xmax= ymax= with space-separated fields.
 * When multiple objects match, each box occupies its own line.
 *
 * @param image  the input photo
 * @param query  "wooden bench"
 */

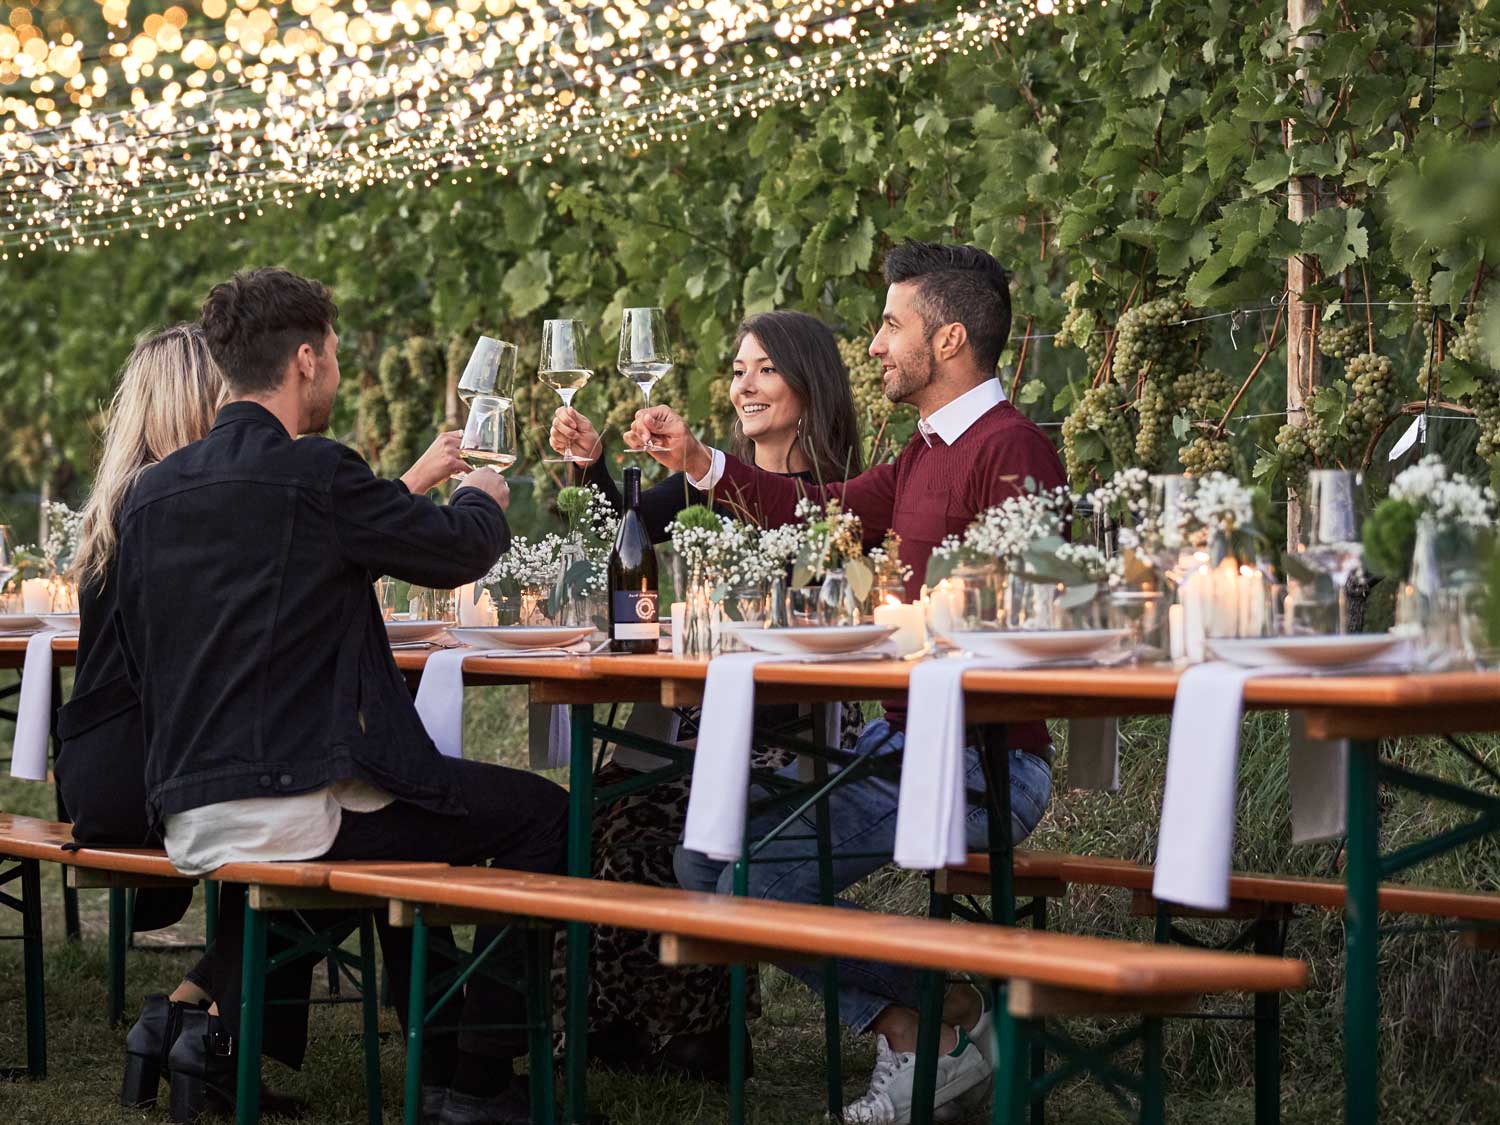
xmin=0 ymin=813 xmax=447 ymax=1125
xmin=326 ymin=865 xmax=1308 ymax=1125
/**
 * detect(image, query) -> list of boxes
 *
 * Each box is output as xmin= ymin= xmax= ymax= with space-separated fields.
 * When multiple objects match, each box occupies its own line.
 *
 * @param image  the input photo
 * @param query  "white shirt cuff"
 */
xmin=688 ymin=448 xmax=726 ymax=492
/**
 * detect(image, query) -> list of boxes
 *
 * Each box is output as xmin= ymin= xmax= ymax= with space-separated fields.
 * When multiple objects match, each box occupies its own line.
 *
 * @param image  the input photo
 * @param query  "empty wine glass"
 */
xmin=618 ymin=307 xmax=674 ymax=453
xmin=539 ymin=320 xmax=592 ymax=463
xmin=1295 ymin=469 xmax=1365 ymax=633
xmin=458 ymin=337 xmax=519 ymax=406
xmin=458 ymin=395 xmax=518 ymax=474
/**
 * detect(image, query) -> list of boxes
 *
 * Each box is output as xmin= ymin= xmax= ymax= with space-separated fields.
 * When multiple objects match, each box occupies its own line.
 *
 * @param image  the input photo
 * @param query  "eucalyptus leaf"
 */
xmin=845 ymin=557 xmax=875 ymax=602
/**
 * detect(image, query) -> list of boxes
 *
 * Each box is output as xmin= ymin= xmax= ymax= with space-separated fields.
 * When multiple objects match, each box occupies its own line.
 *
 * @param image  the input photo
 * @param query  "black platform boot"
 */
xmin=166 ymin=1007 xmax=236 ymax=1122
xmin=120 ymin=994 xmax=196 ymax=1108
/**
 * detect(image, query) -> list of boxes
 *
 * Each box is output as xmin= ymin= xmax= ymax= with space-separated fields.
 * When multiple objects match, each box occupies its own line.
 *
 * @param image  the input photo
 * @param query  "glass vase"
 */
xmin=681 ymin=568 xmax=715 ymax=657
xmin=1003 ymin=574 xmax=1103 ymax=631
xmin=818 ymin=567 xmax=862 ymax=626
xmin=553 ymin=536 xmax=593 ymax=628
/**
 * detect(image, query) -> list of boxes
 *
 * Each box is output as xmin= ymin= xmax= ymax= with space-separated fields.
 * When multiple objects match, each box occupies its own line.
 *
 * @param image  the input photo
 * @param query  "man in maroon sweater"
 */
xmin=635 ymin=242 xmax=1065 ymax=1123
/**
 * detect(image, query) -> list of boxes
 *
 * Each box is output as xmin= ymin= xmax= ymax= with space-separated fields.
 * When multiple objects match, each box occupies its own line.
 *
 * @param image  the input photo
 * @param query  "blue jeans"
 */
xmin=673 ymin=719 xmax=1053 ymax=1034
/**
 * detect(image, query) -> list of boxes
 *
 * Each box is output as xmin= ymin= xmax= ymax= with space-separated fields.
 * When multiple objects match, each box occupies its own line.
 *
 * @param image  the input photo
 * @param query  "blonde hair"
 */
xmin=72 ymin=324 xmax=227 ymax=588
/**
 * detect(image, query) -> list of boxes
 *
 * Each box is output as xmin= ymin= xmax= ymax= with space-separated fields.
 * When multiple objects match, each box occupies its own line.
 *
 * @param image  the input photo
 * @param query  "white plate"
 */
xmin=448 ymin=625 xmax=594 ymax=650
xmin=723 ymin=623 xmax=896 ymax=656
xmin=944 ymin=628 xmax=1129 ymax=663
xmin=385 ymin=619 xmax=449 ymax=644
xmin=1208 ymin=633 xmax=1406 ymax=669
xmin=0 ymin=613 xmax=44 ymax=633
xmin=37 ymin=613 xmax=81 ymax=632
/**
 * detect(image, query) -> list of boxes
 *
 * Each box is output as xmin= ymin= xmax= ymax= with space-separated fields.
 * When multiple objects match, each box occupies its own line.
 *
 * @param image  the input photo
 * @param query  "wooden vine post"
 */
xmin=1285 ymin=0 xmax=1324 ymax=548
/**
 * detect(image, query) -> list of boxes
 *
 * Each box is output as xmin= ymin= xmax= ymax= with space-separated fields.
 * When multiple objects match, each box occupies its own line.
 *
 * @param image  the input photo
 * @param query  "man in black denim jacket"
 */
xmin=116 ymin=267 xmax=565 ymax=1125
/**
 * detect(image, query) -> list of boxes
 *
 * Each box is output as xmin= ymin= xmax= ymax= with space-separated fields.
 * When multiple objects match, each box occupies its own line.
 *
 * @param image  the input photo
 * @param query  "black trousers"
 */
xmin=322 ymin=756 xmax=569 ymax=1070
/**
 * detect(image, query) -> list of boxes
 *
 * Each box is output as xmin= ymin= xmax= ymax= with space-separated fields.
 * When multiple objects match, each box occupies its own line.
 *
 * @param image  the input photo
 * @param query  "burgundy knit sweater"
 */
xmin=712 ymin=398 xmax=1067 ymax=749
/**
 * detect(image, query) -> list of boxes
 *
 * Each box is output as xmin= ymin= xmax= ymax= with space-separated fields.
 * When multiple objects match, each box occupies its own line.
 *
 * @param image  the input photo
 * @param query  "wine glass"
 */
xmin=458 ymin=395 xmax=518 ymax=473
xmin=539 ymin=319 xmax=592 ymax=464
xmin=1295 ymin=469 xmax=1364 ymax=633
xmin=618 ymin=307 xmax=674 ymax=453
xmin=0 ymin=525 xmax=17 ymax=614
xmin=458 ymin=337 xmax=519 ymax=406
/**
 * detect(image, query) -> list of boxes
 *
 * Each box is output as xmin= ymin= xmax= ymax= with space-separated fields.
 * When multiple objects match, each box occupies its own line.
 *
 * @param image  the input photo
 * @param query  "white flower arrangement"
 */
xmin=482 ymin=484 xmax=619 ymax=599
xmin=956 ymin=486 xmax=1073 ymax=562
xmin=42 ymin=501 xmax=83 ymax=572
xmin=1054 ymin=542 xmax=1125 ymax=586
xmin=1389 ymin=454 xmax=1497 ymax=528
xmin=1168 ymin=472 xmax=1255 ymax=549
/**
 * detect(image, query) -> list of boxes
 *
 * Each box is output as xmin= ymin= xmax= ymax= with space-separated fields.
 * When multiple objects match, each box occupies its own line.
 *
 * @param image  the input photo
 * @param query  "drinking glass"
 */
xmin=618 ymin=307 xmax=674 ymax=453
xmin=379 ymin=582 xmax=453 ymax=623
xmin=1295 ymin=469 xmax=1364 ymax=633
xmin=539 ymin=319 xmax=592 ymax=463
xmin=0 ymin=525 xmax=16 ymax=594
xmin=458 ymin=395 xmax=518 ymax=474
xmin=458 ymin=337 xmax=519 ymax=406
xmin=1459 ymin=583 xmax=1500 ymax=670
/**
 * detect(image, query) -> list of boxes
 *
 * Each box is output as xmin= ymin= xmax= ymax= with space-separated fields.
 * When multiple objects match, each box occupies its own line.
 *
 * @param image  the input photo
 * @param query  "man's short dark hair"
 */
xmin=882 ymin=241 xmax=1012 ymax=373
xmin=201 ymin=267 xmax=339 ymax=395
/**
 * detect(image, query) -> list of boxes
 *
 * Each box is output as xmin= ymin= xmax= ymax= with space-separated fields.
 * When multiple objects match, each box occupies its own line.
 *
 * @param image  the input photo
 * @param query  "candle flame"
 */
xmin=884 ymin=594 xmax=903 ymax=607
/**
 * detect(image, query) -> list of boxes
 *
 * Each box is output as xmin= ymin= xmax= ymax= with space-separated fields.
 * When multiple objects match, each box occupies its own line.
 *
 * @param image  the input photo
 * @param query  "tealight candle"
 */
xmin=873 ymin=595 xmax=925 ymax=657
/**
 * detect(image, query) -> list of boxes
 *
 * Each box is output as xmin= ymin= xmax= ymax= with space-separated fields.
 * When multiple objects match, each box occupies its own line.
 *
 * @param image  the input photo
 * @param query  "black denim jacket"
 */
xmin=115 ymin=402 xmax=507 ymax=826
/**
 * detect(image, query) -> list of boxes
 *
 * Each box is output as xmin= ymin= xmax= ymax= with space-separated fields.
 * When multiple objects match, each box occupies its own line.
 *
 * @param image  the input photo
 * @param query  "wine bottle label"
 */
xmin=611 ymin=590 xmax=660 ymax=640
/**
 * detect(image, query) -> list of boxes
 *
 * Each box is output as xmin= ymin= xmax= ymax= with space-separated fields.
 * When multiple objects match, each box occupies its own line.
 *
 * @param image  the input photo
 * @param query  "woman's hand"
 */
xmin=400 ymin=430 xmax=468 ymax=493
xmin=627 ymin=406 xmax=713 ymax=480
xmin=549 ymin=406 xmax=604 ymax=464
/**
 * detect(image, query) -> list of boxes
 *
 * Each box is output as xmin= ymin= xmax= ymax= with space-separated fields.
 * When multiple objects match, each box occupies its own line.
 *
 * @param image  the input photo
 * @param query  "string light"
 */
xmin=0 ymin=0 xmax=1102 ymax=254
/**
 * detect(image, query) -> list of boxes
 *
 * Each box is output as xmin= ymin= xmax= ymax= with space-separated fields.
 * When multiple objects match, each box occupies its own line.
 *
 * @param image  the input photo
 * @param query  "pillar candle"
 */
xmin=873 ymin=596 xmax=925 ymax=657
xmin=21 ymin=578 xmax=51 ymax=614
xmin=1168 ymin=603 xmax=1185 ymax=661
xmin=670 ymin=601 xmax=687 ymax=655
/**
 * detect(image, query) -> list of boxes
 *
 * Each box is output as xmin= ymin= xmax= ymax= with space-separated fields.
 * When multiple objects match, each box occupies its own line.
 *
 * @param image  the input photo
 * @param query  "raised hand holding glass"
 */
xmin=618 ymin=307 xmax=674 ymax=453
xmin=458 ymin=395 xmax=518 ymax=473
xmin=539 ymin=319 xmax=592 ymax=463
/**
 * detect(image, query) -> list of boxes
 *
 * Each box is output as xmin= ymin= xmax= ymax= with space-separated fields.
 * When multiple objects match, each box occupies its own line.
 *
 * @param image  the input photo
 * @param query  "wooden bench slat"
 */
xmin=327 ymin=867 xmax=1306 ymax=997
xmin=949 ymin=852 xmax=1500 ymax=922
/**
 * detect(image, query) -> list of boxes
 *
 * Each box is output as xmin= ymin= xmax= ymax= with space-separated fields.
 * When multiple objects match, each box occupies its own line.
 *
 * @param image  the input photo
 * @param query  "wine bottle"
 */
xmin=608 ymin=466 xmax=660 ymax=653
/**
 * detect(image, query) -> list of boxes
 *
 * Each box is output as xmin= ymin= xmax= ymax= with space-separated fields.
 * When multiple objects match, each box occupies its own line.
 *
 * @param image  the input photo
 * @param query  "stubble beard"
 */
xmin=882 ymin=346 xmax=936 ymax=406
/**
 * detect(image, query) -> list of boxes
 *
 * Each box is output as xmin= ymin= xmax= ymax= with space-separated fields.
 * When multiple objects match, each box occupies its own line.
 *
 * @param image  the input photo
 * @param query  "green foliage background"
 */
xmin=2 ymin=0 xmax=1498 ymax=541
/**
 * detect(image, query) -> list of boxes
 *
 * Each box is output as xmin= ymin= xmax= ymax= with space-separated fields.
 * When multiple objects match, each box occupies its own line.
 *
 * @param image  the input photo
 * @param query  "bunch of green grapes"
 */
xmin=1061 ymin=382 xmax=1133 ymax=485
xmin=1179 ymin=434 xmax=1233 ymax=475
xmin=1447 ymin=300 xmax=1486 ymax=364
xmin=842 ymin=335 xmax=893 ymax=430
xmin=1304 ymin=387 xmax=1340 ymax=463
xmin=1343 ymin=352 xmax=1397 ymax=446
xmin=1274 ymin=421 xmax=1313 ymax=488
xmin=1318 ymin=322 xmax=1363 ymax=361
xmin=1472 ymin=380 xmax=1500 ymax=460
xmin=1133 ymin=380 xmax=1172 ymax=466
xmin=1178 ymin=367 xmax=1234 ymax=417
xmin=1413 ymin=283 xmax=1434 ymax=327
xmin=1111 ymin=297 xmax=1179 ymax=388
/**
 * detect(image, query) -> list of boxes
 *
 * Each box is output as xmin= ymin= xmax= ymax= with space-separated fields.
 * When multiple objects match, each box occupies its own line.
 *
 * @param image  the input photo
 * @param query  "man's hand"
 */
xmin=549 ymin=407 xmax=604 ymax=464
xmin=400 ymin=431 xmax=468 ymax=494
xmin=627 ymin=406 xmax=712 ymax=480
xmin=455 ymin=467 xmax=510 ymax=510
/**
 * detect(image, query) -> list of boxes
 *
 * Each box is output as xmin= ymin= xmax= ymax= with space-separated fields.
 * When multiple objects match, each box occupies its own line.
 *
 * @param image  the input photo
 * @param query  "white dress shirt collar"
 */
xmin=917 ymin=378 xmax=1007 ymax=447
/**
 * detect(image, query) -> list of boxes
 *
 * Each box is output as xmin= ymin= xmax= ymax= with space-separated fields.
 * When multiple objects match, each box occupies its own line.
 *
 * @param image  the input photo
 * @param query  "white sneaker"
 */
xmin=842 ymin=1029 xmax=991 ymax=1125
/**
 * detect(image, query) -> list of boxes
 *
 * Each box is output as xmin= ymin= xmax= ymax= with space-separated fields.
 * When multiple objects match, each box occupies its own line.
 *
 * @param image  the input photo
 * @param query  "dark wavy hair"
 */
xmin=728 ymin=311 xmax=864 ymax=482
xmin=883 ymin=241 xmax=1012 ymax=373
xmin=201 ymin=267 xmax=339 ymax=395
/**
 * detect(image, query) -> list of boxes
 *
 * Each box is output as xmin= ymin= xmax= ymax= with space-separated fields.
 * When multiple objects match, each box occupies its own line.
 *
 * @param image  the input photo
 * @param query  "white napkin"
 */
xmin=413 ymin=643 xmax=586 ymax=760
xmin=894 ymin=653 xmax=1057 ymax=870
xmin=1152 ymin=646 xmax=1412 ymax=910
xmin=1066 ymin=718 xmax=1120 ymax=791
xmin=682 ymin=652 xmax=789 ymax=862
xmin=9 ymin=630 xmax=69 ymax=781
xmin=1288 ymin=711 xmax=1347 ymax=845
xmin=527 ymin=703 xmax=571 ymax=770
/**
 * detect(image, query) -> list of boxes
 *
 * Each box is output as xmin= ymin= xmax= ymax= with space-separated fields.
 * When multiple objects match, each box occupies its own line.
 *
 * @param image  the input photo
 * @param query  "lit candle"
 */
xmin=456 ymin=583 xmax=498 ymax=627
xmin=1181 ymin=565 xmax=1208 ymax=662
xmin=1168 ymin=603 xmax=1185 ymax=660
xmin=670 ymin=601 xmax=687 ymax=655
xmin=873 ymin=595 xmax=925 ymax=657
xmin=926 ymin=578 xmax=964 ymax=639
xmin=1237 ymin=565 xmax=1266 ymax=637
xmin=21 ymin=577 xmax=51 ymax=614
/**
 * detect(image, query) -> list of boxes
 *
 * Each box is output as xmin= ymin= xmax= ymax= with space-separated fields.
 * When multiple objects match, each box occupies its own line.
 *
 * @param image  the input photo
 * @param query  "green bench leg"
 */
xmin=107 ymin=888 xmax=128 ymax=1027
xmin=1029 ymin=897 xmax=1047 ymax=1125
xmin=563 ymin=702 xmax=593 ymax=1125
xmin=728 ymin=854 xmax=750 ymax=1125
xmin=403 ymin=907 xmax=429 ymax=1125
xmin=1344 ymin=740 xmax=1380 ymax=1124
xmin=358 ymin=913 xmax=383 ymax=1125
xmin=22 ymin=857 xmax=47 ymax=1077
xmin=811 ymin=718 xmax=843 ymax=1120
xmin=1252 ymin=920 xmax=1282 ymax=1125
xmin=234 ymin=902 xmax=268 ymax=1125
xmin=525 ymin=925 xmax=556 ymax=1125
xmin=910 ymin=889 xmax=949 ymax=1125
xmin=1139 ymin=1015 xmax=1165 ymax=1125
xmin=991 ymin=988 xmax=1028 ymax=1125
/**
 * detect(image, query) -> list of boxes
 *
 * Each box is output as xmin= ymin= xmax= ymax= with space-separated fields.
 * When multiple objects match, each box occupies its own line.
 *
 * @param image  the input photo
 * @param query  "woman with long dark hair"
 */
xmin=551 ymin=309 xmax=864 ymax=537
xmin=546 ymin=310 xmax=867 ymax=1080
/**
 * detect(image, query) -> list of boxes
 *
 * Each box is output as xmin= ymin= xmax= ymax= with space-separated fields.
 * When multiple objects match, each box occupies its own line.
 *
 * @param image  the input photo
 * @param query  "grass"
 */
xmin=5 ymin=680 xmax=1500 ymax=1122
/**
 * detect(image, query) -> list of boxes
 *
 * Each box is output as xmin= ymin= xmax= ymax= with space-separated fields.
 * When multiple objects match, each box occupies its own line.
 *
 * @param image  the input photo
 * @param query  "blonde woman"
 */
xmin=57 ymin=323 xmax=466 ymax=1118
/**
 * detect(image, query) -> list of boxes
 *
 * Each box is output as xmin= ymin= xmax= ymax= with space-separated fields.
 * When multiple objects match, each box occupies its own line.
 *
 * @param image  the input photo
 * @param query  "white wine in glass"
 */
xmin=458 ymin=395 xmax=518 ymax=473
xmin=618 ymin=307 xmax=675 ymax=453
xmin=539 ymin=319 xmax=592 ymax=464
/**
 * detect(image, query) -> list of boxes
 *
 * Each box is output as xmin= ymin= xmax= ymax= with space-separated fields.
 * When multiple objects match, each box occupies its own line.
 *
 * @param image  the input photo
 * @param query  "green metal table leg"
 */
xmin=981 ymin=725 xmax=1017 ymax=927
xmin=526 ymin=925 xmax=556 ymax=1125
xmin=234 ymin=903 xmax=268 ymax=1125
xmin=108 ymin=887 xmax=127 ymax=1027
xmin=910 ymin=888 xmax=949 ymax=1125
xmin=1344 ymin=740 xmax=1381 ymax=1125
xmin=812 ymin=703 xmax=842 ymax=1118
xmin=1029 ymin=896 xmax=1047 ymax=1125
xmin=1139 ymin=1016 xmax=1165 ymax=1125
xmin=729 ymin=853 xmax=750 ymax=1125
xmin=1252 ymin=920 xmax=1282 ymax=1125
xmin=21 ymin=858 xmax=47 ymax=1077
xmin=357 ymin=913 xmax=383 ymax=1125
xmin=404 ymin=907 xmax=429 ymax=1125
xmin=563 ymin=702 xmax=594 ymax=1125
xmin=992 ymin=992 xmax=1027 ymax=1125
xmin=205 ymin=880 xmax=220 ymax=951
